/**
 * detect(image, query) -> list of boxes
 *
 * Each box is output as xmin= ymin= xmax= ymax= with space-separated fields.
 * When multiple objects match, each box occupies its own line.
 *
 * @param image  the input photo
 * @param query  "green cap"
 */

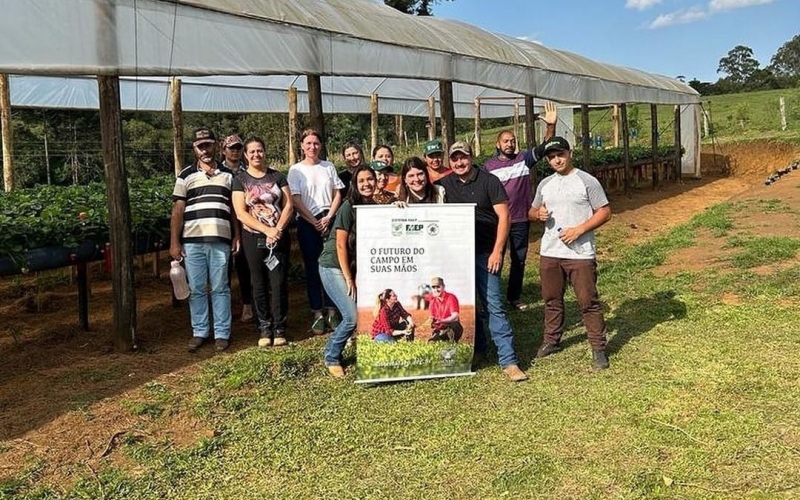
xmin=369 ymin=160 xmax=393 ymax=173
xmin=423 ymin=139 xmax=443 ymax=156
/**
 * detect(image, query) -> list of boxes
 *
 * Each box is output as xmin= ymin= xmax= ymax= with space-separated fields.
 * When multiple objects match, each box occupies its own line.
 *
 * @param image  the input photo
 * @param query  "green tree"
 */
xmin=717 ymin=45 xmax=760 ymax=87
xmin=383 ymin=0 xmax=451 ymax=16
xmin=769 ymin=34 xmax=800 ymax=85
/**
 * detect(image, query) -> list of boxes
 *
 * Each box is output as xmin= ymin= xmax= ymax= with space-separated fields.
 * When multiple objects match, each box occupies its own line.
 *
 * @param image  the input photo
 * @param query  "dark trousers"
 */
xmin=241 ymin=231 xmax=289 ymax=331
xmin=232 ymin=244 xmax=252 ymax=305
xmin=295 ymin=215 xmax=331 ymax=312
xmin=506 ymin=221 xmax=530 ymax=304
xmin=539 ymin=255 xmax=607 ymax=350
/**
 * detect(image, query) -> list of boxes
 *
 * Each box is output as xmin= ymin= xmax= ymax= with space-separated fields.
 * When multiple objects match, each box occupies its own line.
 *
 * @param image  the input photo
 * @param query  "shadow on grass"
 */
xmin=605 ymin=290 xmax=687 ymax=356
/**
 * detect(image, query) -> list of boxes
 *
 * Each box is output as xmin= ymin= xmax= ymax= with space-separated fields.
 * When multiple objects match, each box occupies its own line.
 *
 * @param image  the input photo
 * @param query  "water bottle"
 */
xmin=169 ymin=259 xmax=190 ymax=300
xmin=557 ymin=227 xmax=584 ymax=254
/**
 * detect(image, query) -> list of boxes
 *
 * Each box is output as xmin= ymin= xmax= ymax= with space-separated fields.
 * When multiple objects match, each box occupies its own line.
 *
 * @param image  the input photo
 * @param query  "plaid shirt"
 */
xmin=371 ymin=302 xmax=410 ymax=338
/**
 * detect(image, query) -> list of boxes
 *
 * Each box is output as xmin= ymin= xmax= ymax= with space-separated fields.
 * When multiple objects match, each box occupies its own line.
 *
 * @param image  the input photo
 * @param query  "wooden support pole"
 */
xmin=370 ymin=93 xmax=379 ymax=154
xmin=170 ymin=77 xmax=183 ymax=176
xmin=77 ymin=262 xmax=89 ymax=331
xmin=394 ymin=115 xmax=404 ymax=147
xmin=0 ymin=74 xmax=14 ymax=191
xmin=779 ymin=97 xmax=787 ymax=131
xmin=98 ymin=75 xmax=136 ymax=351
xmin=524 ymin=95 xmax=536 ymax=149
xmin=612 ymin=104 xmax=620 ymax=148
xmin=439 ymin=81 xmax=455 ymax=149
xmin=152 ymin=248 xmax=161 ymax=278
xmin=513 ymin=102 xmax=520 ymax=140
xmin=307 ymin=74 xmax=327 ymax=159
xmin=580 ymin=104 xmax=591 ymax=171
xmin=288 ymin=86 xmax=298 ymax=164
xmin=473 ymin=97 xmax=481 ymax=156
xmin=620 ymin=103 xmax=631 ymax=196
xmin=427 ymin=97 xmax=436 ymax=140
xmin=674 ymin=105 xmax=682 ymax=182
xmin=650 ymin=103 xmax=658 ymax=189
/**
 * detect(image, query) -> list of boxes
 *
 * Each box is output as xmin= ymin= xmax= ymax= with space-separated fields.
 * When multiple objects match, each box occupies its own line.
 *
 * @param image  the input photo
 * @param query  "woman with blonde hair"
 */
xmin=371 ymin=288 xmax=415 ymax=343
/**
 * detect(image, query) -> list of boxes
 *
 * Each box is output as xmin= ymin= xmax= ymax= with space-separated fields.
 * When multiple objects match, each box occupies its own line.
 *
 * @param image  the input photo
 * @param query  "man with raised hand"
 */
xmin=170 ymin=127 xmax=239 ymax=353
xmin=482 ymin=101 xmax=558 ymax=311
xmin=438 ymin=141 xmax=528 ymax=382
xmin=528 ymin=136 xmax=612 ymax=370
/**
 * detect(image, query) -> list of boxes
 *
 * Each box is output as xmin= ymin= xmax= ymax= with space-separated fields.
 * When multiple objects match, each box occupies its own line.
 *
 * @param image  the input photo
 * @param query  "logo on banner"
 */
xmin=392 ymin=222 xmax=404 ymax=236
xmin=427 ymin=223 xmax=440 ymax=236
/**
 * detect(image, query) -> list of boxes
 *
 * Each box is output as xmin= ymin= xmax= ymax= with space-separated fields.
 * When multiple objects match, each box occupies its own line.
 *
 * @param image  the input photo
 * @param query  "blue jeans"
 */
xmin=319 ymin=265 xmax=357 ymax=366
xmin=474 ymin=252 xmax=518 ymax=368
xmin=506 ymin=221 xmax=530 ymax=304
xmin=184 ymin=241 xmax=232 ymax=340
xmin=296 ymin=217 xmax=332 ymax=312
xmin=373 ymin=333 xmax=396 ymax=343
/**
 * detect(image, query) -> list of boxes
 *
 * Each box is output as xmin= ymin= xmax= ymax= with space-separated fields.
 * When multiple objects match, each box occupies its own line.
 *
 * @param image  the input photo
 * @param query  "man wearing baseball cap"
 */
xmin=171 ymin=127 xmax=239 ymax=353
xmin=221 ymin=134 xmax=254 ymax=323
xmin=528 ymin=136 xmax=612 ymax=369
xmin=483 ymin=102 xmax=558 ymax=312
xmin=422 ymin=139 xmax=451 ymax=182
xmin=438 ymin=140 xmax=528 ymax=382
xmin=370 ymin=160 xmax=398 ymax=204
xmin=428 ymin=277 xmax=463 ymax=342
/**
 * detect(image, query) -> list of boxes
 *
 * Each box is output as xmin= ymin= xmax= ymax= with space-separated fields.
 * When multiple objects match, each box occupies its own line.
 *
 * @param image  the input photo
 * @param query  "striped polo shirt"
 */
xmin=172 ymin=161 xmax=234 ymax=244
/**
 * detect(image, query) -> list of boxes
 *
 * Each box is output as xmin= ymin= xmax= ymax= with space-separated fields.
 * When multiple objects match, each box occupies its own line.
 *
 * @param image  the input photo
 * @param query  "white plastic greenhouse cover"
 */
xmin=0 ymin=0 xmax=700 ymax=106
xmin=0 ymin=0 xmax=701 ymax=175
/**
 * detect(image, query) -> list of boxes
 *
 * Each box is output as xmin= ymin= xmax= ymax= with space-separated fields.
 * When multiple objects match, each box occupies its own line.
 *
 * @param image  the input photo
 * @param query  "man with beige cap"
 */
xmin=437 ymin=141 xmax=528 ymax=381
xmin=428 ymin=277 xmax=463 ymax=342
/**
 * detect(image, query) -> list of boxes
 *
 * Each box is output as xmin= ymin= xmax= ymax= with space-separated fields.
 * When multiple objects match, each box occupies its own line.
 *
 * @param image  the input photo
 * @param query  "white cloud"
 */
xmin=648 ymin=6 xmax=708 ymax=28
xmin=626 ymin=0 xmax=663 ymax=10
xmin=516 ymin=35 xmax=542 ymax=45
xmin=708 ymin=0 xmax=775 ymax=12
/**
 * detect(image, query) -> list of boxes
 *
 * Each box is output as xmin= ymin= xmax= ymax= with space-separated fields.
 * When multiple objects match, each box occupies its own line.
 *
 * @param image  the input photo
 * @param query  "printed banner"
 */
xmin=355 ymin=204 xmax=476 ymax=384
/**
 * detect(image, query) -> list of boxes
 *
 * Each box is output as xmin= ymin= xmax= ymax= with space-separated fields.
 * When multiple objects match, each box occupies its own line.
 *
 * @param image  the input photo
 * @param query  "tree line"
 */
xmin=688 ymin=34 xmax=800 ymax=95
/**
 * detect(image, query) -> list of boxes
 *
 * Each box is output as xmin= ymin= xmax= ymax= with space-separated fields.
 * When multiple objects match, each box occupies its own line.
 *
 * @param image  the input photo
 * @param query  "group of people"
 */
xmin=169 ymin=100 xmax=612 ymax=381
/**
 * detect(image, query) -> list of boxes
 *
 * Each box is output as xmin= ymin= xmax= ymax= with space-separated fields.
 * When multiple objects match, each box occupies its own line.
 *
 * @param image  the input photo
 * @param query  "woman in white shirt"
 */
xmin=287 ymin=129 xmax=345 ymax=335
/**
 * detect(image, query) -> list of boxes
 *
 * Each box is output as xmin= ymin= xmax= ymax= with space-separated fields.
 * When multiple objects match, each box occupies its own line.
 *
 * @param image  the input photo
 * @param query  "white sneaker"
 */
xmin=240 ymin=304 xmax=253 ymax=322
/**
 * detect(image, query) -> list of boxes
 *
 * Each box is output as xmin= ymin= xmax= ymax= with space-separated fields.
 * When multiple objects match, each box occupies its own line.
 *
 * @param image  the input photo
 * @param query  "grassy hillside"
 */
xmin=453 ymin=88 xmax=800 ymax=160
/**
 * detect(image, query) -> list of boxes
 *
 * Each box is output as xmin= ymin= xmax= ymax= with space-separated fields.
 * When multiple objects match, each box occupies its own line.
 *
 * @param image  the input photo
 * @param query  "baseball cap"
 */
xmin=541 ymin=136 xmax=571 ymax=155
xmin=423 ymin=139 xmax=443 ymax=156
xmin=222 ymin=134 xmax=243 ymax=148
xmin=192 ymin=127 xmax=216 ymax=147
xmin=370 ymin=160 xmax=394 ymax=173
xmin=430 ymin=277 xmax=445 ymax=287
xmin=448 ymin=141 xmax=472 ymax=158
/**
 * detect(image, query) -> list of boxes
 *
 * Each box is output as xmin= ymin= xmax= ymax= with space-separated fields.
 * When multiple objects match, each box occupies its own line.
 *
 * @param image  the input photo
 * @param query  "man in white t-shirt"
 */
xmin=528 ymin=136 xmax=612 ymax=369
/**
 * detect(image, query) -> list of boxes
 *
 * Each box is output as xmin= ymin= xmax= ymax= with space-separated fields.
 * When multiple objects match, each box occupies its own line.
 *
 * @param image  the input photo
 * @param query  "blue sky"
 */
xmin=431 ymin=0 xmax=798 ymax=82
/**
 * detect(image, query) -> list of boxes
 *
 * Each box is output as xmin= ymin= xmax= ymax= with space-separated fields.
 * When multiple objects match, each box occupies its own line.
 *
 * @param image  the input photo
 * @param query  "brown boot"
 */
xmin=327 ymin=365 xmax=345 ymax=378
xmin=502 ymin=364 xmax=528 ymax=382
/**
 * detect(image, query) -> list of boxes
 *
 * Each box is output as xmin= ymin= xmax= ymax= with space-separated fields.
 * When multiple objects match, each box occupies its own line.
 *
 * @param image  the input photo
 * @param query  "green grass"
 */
xmin=724 ymin=235 xmax=800 ymax=268
xmin=4 ymin=200 xmax=800 ymax=499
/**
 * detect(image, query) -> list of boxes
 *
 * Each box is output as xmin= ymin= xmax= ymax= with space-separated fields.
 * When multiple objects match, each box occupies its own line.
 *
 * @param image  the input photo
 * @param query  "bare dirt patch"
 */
xmin=654 ymin=172 xmax=800 ymax=277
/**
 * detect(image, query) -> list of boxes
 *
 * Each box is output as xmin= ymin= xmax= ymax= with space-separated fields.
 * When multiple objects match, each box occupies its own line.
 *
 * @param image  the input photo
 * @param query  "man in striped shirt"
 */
xmin=481 ymin=102 xmax=557 ymax=311
xmin=170 ymin=127 xmax=240 ymax=352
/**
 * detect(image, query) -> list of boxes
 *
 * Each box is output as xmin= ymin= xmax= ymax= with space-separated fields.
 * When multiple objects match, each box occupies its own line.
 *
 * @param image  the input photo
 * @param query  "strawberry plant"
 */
xmin=0 ymin=176 xmax=174 ymax=273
